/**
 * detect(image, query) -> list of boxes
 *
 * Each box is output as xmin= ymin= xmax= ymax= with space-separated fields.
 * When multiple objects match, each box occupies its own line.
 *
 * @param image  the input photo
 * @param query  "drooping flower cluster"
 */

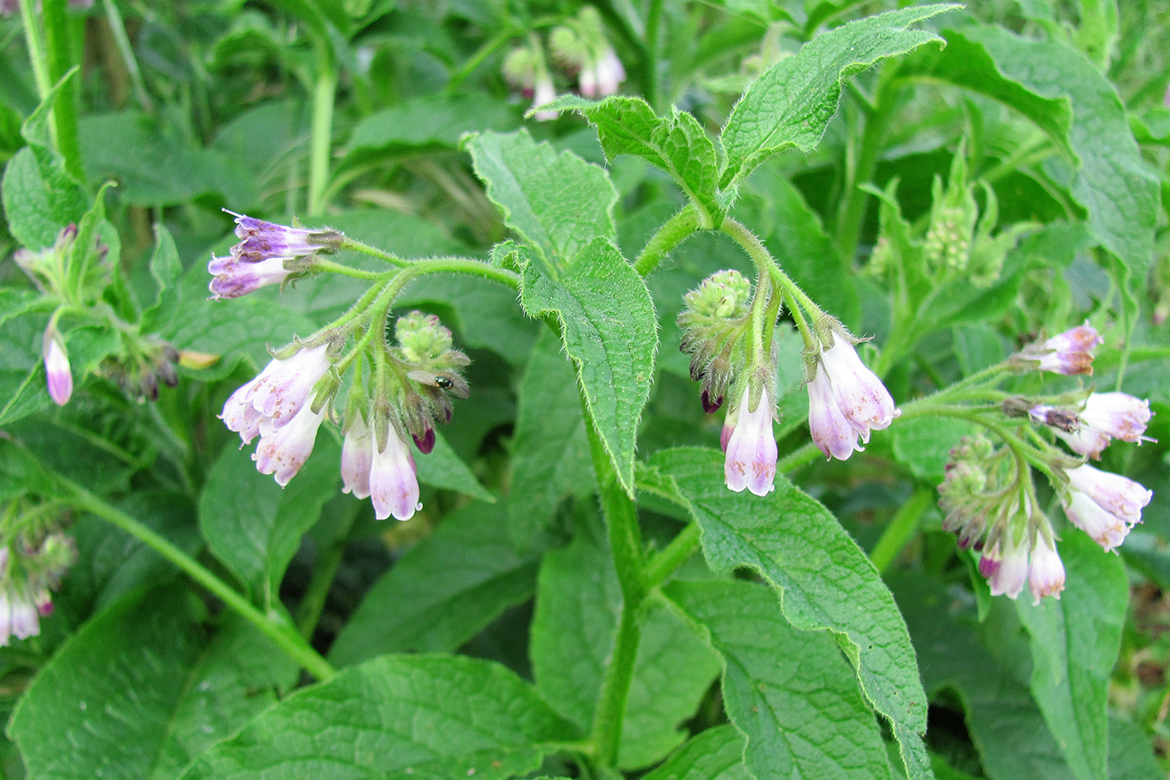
xmin=1059 ymin=464 xmax=1152 ymax=552
xmin=0 ymin=533 xmax=75 ymax=646
xmin=208 ymin=212 xmax=342 ymax=300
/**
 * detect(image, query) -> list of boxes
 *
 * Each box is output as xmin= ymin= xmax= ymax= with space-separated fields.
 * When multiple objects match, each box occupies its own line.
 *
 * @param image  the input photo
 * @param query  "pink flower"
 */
xmin=807 ymin=367 xmax=860 ymax=460
xmin=531 ymin=74 xmax=558 ymax=122
xmin=253 ymin=404 xmax=327 ymax=487
xmin=42 ymin=328 xmax=72 ymax=406
xmin=220 ymin=345 xmax=332 ymax=444
xmin=1027 ymin=537 xmax=1065 ymax=605
xmin=341 ymin=415 xmax=374 ymax=500
xmin=595 ymin=49 xmax=625 ymax=96
xmin=1054 ymin=392 xmax=1152 ymax=458
xmin=987 ymin=534 xmax=1029 ymax=599
xmin=370 ymin=429 xmax=420 ymax=521
xmin=1034 ymin=323 xmax=1102 ymax=375
xmin=1062 ymin=464 xmax=1152 ymax=552
xmin=0 ymin=550 xmax=50 ymax=646
xmin=723 ymin=386 xmax=777 ymax=496
xmin=208 ymin=254 xmax=293 ymax=299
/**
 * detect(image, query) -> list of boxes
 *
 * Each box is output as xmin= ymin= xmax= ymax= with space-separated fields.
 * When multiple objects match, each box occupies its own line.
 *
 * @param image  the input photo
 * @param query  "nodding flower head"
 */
xmin=1013 ymin=322 xmax=1102 ymax=376
xmin=370 ymin=427 xmax=420 ymax=522
xmin=392 ymin=312 xmax=469 ymax=450
xmin=1060 ymin=464 xmax=1152 ymax=552
xmin=220 ymin=344 xmax=334 ymax=447
xmin=227 ymin=211 xmax=342 ymax=263
xmin=723 ymin=385 xmax=777 ymax=497
xmin=1030 ymin=392 xmax=1153 ymax=459
xmin=678 ymin=270 xmax=753 ymax=416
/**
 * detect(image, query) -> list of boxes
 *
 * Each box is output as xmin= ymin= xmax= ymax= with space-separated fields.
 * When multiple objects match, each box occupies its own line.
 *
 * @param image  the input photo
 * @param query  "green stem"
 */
xmin=341 ymin=237 xmax=410 ymax=267
xmin=633 ymin=205 xmax=700 ymax=276
xmin=308 ymin=39 xmax=337 ymax=216
xmin=41 ymin=0 xmax=83 ymax=182
xmin=721 ymin=217 xmax=822 ymax=318
xmin=67 ymin=483 xmax=336 ymax=681
xmin=295 ymin=507 xmax=357 ymax=640
xmin=17 ymin=0 xmax=51 ymax=104
xmin=314 ymin=258 xmax=393 ymax=280
xmin=644 ymin=522 xmax=699 ymax=589
xmin=101 ymin=0 xmax=152 ymax=112
xmin=869 ymin=488 xmax=932 ymax=573
xmin=644 ymin=0 xmax=664 ymax=112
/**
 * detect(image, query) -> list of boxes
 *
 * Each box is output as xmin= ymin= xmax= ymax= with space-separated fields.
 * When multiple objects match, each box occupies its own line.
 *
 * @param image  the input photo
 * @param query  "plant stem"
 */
xmin=633 ymin=205 xmax=700 ymax=276
xmin=869 ymin=488 xmax=932 ymax=573
xmin=67 ymin=483 xmax=337 ymax=681
xmin=17 ymin=0 xmax=51 ymax=102
xmin=314 ymin=258 xmax=393 ymax=280
xmin=644 ymin=521 xmax=699 ymax=589
xmin=644 ymin=0 xmax=664 ymax=112
xmin=41 ymin=0 xmax=83 ymax=181
xmin=101 ymin=0 xmax=152 ymax=112
xmin=308 ymin=38 xmax=336 ymax=216
xmin=341 ymin=237 xmax=410 ymax=267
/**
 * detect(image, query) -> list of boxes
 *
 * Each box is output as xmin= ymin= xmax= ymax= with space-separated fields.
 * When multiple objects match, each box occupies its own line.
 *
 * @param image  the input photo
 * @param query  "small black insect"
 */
xmin=435 ymin=376 xmax=454 ymax=389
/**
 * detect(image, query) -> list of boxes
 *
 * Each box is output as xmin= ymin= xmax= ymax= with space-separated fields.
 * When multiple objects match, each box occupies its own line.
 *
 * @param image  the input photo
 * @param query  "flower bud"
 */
xmin=228 ymin=211 xmax=343 ymax=262
xmin=723 ymin=386 xmax=777 ymax=497
xmin=1027 ymin=536 xmax=1065 ymax=604
xmin=1013 ymin=322 xmax=1102 ymax=376
xmin=42 ymin=327 xmax=73 ymax=406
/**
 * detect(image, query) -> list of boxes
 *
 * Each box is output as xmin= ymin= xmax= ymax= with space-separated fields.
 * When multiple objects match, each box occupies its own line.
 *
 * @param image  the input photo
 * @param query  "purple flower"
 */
xmin=220 ymin=345 xmax=332 ymax=445
xmin=1062 ymin=464 xmax=1152 ymax=552
xmin=370 ymin=429 xmax=420 ymax=521
xmin=341 ymin=415 xmax=374 ymax=500
xmin=208 ymin=255 xmax=293 ymax=300
xmin=987 ymin=535 xmax=1029 ymax=599
xmin=228 ymin=211 xmax=341 ymax=263
xmin=1027 ymin=537 xmax=1065 ymax=605
xmin=0 ymin=550 xmax=50 ymax=646
xmin=253 ymin=404 xmax=327 ymax=487
xmin=1024 ymin=322 xmax=1103 ymax=375
xmin=723 ymin=386 xmax=777 ymax=497
xmin=807 ymin=367 xmax=861 ymax=460
xmin=1054 ymin=392 xmax=1152 ymax=459
xmin=42 ymin=328 xmax=72 ymax=406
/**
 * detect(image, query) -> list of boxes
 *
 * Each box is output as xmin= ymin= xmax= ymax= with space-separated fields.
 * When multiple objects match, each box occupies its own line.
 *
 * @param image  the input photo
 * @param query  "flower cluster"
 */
xmin=1059 ymin=464 xmax=1152 ymax=552
xmin=0 ymin=533 xmax=75 ymax=646
xmin=208 ymin=212 xmax=342 ymax=300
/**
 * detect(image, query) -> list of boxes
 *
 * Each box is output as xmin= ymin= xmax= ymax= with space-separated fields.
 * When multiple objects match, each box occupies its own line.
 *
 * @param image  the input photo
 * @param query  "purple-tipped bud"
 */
xmin=724 ymin=386 xmax=777 ymax=497
xmin=252 ymin=404 xmax=327 ymax=487
xmin=412 ymin=428 xmax=436 ymax=455
xmin=701 ymin=390 xmax=723 ymax=415
xmin=208 ymin=255 xmax=293 ymax=300
xmin=978 ymin=543 xmax=1001 ymax=578
xmin=42 ymin=328 xmax=73 ymax=406
xmin=341 ymin=415 xmax=374 ymax=500
xmin=370 ymin=430 xmax=420 ymax=522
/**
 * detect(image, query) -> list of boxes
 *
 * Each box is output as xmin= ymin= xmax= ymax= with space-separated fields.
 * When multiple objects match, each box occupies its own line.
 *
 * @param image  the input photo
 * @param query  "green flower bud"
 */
xmin=396 ymin=311 xmax=454 ymax=364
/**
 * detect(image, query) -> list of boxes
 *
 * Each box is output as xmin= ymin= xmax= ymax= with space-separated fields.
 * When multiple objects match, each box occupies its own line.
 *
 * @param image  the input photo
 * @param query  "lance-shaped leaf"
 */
xmin=9 ymin=589 xmax=296 ymax=780
xmin=1016 ymin=530 xmax=1128 ymax=780
xmin=543 ymin=95 xmax=725 ymax=227
xmin=465 ymin=129 xmax=616 ymax=272
xmin=638 ymin=448 xmax=930 ymax=780
xmin=721 ymin=4 xmax=956 ymax=186
xmin=182 ymin=654 xmax=580 ymax=780
xmin=664 ymin=579 xmax=892 ymax=779
xmin=521 ymin=240 xmax=657 ymax=498
xmin=642 ymin=725 xmax=752 ymax=780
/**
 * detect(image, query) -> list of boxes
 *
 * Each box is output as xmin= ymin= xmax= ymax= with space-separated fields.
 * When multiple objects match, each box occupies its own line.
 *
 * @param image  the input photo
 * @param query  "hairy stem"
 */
xmin=308 ymin=39 xmax=337 ymax=216
xmin=41 ymin=0 xmax=84 ymax=181
xmin=869 ymin=488 xmax=932 ymax=573
xmin=634 ymin=205 xmax=700 ymax=276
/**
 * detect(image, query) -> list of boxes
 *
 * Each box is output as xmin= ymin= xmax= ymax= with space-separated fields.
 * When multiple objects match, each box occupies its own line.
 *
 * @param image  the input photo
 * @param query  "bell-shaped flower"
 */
xmin=1061 ymin=464 xmax=1152 ymax=552
xmin=370 ymin=429 xmax=420 ymax=521
xmin=228 ymin=211 xmax=342 ymax=263
xmin=1054 ymin=392 xmax=1152 ymax=458
xmin=531 ymin=73 xmax=558 ymax=122
xmin=987 ymin=534 xmax=1029 ymax=599
xmin=578 ymin=64 xmax=599 ymax=98
xmin=220 ymin=345 xmax=332 ymax=444
xmin=724 ymin=386 xmax=777 ymax=497
xmin=595 ymin=48 xmax=625 ymax=96
xmin=341 ymin=415 xmax=374 ymax=500
xmin=1027 ymin=537 xmax=1065 ymax=605
xmin=807 ymin=366 xmax=861 ymax=460
xmin=208 ymin=254 xmax=294 ymax=300
xmin=1033 ymin=323 xmax=1102 ymax=375
xmin=253 ymin=404 xmax=327 ymax=487
xmin=0 ymin=591 xmax=43 ymax=646
xmin=42 ymin=327 xmax=73 ymax=406
xmin=815 ymin=337 xmax=900 ymax=448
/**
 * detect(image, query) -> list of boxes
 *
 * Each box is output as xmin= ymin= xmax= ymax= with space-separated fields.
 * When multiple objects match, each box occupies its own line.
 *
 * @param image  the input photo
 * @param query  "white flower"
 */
xmin=531 ymin=74 xmax=558 ymax=122
xmin=594 ymin=49 xmax=625 ymax=96
xmin=253 ymin=404 xmax=327 ymax=487
xmin=1027 ymin=537 xmax=1065 ymax=605
xmin=1055 ymin=392 xmax=1152 ymax=458
xmin=42 ymin=328 xmax=72 ymax=406
xmin=988 ymin=533 xmax=1029 ymax=599
xmin=370 ymin=429 xmax=420 ymax=521
xmin=723 ymin=386 xmax=777 ymax=497
xmin=220 ymin=345 xmax=331 ymax=444
xmin=578 ymin=65 xmax=598 ymax=98
xmin=341 ymin=415 xmax=374 ymax=500
xmin=1062 ymin=464 xmax=1152 ymax=552
xmin=807 ymin=366 xmax=861 ymax=461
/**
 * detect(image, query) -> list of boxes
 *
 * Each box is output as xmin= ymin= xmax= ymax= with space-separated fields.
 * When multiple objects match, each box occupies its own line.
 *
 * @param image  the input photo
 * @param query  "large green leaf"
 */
xmin=328 ymin=500 xmax=539 ymax=667
xmin=1 ymin=147 xmax=87 ymax=251
xmin=198 ymin=438 xmax=340 ymax=605
xmin=641 ymin=726 xmax=752 ymax=780
xmin=664 ymin=579 xmax=892 ymax=779
xmin=639 ymin=448 xmax=930 ymax=780
xmin=1108 ymin=717 xmax=1163 ymax=780
xmin=466 ymin=129 xmax=616 ymax=272
xmin=543 ymin=96 xmax=725 ymax=227
xmin=182 ymin=654 xmax=579 ymax=780
xmin=889 ymin=571 xmax=1074 ymax=780
xmin=912 ymin=27 xmax=1159 ymax=284
xmin=721 ymin=4 xmax=956 ymax=186
xmin=9 ymin=589 xmax=296 ymax=780
xmin=508 ymin=328 xmax=595 ymax=548
xmin=521 ymin=240 xmax=657 ymax=498
xmin=1016 ymin=531 xmax=1128 ymax=780
xmin=530 ymin=524 xmax=721 ymax=769
xmin=413 ymin=428 xmax=494 ymax=503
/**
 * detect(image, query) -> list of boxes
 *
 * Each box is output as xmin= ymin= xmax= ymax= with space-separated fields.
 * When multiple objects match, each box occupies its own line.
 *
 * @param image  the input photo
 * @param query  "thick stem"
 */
xmin=633 ymin=205 xmax=700 ymax=276
xmin=41 ymin=0 xmax=83 ymax=181
xmin=869 ymin=488 xmax=932 ymax=573
xmin=295 ymin=526 xmax=351 ymax=640
xmin=644 ymin=521 xmax=700 ymax=589
xmin=67 ymin=483 xmax=336 ymax=681
xmin=308 ymin=39 xmax=337 ymax=216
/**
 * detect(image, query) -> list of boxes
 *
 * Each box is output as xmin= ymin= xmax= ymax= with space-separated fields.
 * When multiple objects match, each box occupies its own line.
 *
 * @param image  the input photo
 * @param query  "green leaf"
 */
xmin=1108 ymin=717 xmax=1163 ymax=780
xmin=198 ymin=438 xmax=340 ymax=605
xmin=328 ymin=500 xmax=539 ymax=667
xmin=520 ymin=240 xmax=658 ymax=498
xmin=2 ymin=146 xmax=87 ymax=251
xmin=721 ymin=4 xmax=956 ymax=186
xmin=182 ymin=654 xmax=579 ymax=780
xmin=639 ymin=448 xmax=931 ymax=780
xmin=544 ymin=96 xmax=725 ymax=228
xmin=530 ymin=524 xmax=721 ymax=769
xmin=9 ymin=588 xmax=295 ymax=780
xmin=664 ymin=579 xmax=892 ymax=779
xmin=889 ymin=571 xmax=1076 ymax=780
xmin=413 ymin=428 xmax=494 ymax=503
xmin=1016 ymin=530 xmax=1128 ymax=780
xmin=642 ymin=725 xmax=752 ymax=780
xmin=914 ymin=27 xmax=1159 ymax=285
xmin=466 ymin=129 xmax=617 ymax=271
xmin=892 ymin=417 xmax=976 ymax=482
xmin=141 ymin=224 xmax=184 ymax=332
xmin=508 ymin=328 xmax=595 ymax=548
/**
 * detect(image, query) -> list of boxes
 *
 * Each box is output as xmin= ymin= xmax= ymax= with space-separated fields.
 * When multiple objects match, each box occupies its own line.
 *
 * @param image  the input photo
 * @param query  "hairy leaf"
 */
xmin=642 ymin=726 xmax=752 ymax=780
